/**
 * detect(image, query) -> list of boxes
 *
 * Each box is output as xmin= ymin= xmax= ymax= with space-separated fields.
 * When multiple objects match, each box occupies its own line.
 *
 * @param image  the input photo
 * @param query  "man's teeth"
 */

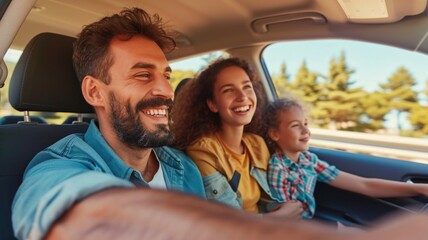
xmin=145 ymin=109 xmax=167 ymax=116
xmin=234 ymin=106 xmax=250 ymax=112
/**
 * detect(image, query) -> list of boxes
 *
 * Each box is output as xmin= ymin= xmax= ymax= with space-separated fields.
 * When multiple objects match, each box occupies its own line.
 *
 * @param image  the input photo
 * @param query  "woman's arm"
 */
xmin=329 ymin=171 xmax=428 ymax=198
xmin=187 ymin=144 xmax=242 ymax=208
xmin=202 ymin=171 xmax=242 ymax=209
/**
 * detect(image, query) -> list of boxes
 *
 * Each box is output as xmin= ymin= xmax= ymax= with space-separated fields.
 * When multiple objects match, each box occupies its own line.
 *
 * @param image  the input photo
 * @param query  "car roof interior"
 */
xmin=5 ymin=0 xmax=428 ymax=62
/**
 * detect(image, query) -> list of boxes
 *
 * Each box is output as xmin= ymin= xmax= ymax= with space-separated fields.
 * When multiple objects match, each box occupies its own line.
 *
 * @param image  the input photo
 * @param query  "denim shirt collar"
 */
xmin=154 ymin=147 xmax=184 ymax=191
xmin=84 ymin=121 xmax=134 ymax=180
xmin=83 ymin=121 xmax=184 ymax=189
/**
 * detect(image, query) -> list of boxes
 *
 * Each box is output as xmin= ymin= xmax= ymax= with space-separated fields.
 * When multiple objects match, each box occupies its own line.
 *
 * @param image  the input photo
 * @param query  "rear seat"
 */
xmin=0 ymin=32 xmax=94 ymax=240
xmin=0 ymin=115 xmax=48 ymax=125
xmin=62 ymin=114 xmax=96 ymax=125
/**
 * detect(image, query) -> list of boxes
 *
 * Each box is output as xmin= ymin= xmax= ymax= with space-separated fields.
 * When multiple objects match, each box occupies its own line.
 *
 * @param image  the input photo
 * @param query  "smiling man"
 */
xmin=12 ymin=8 xmax=205 ymax=240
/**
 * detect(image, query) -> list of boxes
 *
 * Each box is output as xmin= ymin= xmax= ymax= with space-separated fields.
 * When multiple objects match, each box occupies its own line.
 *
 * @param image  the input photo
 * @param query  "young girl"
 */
xmin=172 ymin=58 xmax=302 ymax=219
xmin=265 ymin=98 xmax=428 ymax=219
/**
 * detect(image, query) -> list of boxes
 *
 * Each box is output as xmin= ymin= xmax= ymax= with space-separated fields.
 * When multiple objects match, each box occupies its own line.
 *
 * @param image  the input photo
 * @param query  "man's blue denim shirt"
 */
xmin=12 ymin=121 xmax=205 ymax=240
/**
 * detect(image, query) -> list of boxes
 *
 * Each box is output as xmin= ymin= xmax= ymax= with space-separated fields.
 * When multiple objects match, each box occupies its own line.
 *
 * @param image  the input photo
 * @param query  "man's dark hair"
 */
xmin=72 ymin=7 xmax=176 ymax=84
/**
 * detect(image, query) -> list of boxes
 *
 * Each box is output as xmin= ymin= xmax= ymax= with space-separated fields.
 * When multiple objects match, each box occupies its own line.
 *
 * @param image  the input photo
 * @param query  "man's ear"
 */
xmin=207 ymin=99 xmax=218 ymax=113
xmin=81 ymin=76 xmax=105 ymax=107
xmin=268 ymin=128 xmax=280 ymax=142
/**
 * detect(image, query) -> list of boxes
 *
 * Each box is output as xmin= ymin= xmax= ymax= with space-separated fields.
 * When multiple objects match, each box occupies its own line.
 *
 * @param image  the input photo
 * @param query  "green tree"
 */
xmin=171 ymin=70 xmax=196 ymax=90
xmin=325 ymin=51 xmax=356 ymax=91
xmin=290 ymin=61 xmax=322 ymax=103
xmin=288 ymin=61 xmax=330 ymax=127
xmin=408 ymin=105 xmax=428 ymax=134
xmin=425 ymin=80 xmax=428 ymax=100
xmin=271 ymin=62 xmax=290 ymax=97
xmin=318 ymin=51 xmax=365 ymax=130
xmin=359 ymin=91 xmax=391 ymax=131
xmin=380 ymin=67 xmax=418 ymax=131
xmin=407 ymin=80 xmax=428 ymax=135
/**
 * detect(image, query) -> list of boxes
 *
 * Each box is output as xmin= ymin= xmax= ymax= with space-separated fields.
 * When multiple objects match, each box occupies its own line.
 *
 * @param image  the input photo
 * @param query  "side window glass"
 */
xmin=1 ymin=49 xmax=20 ymax=117
xmin=170 ymin=51 xmax=227 ymax=90
xmin=262 ymin=40 xmax=428 ymax=162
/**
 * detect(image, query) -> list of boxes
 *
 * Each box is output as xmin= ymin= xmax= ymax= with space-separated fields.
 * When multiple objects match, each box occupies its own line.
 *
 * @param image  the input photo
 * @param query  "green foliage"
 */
xmin=380 ymin=67 xmax=418 ymax=130
xmin=272 ymin=62 xmax=290 ymax=97
xmin=408 ymin=105 xmax=428 ymax=134
xmin=290 ymin=61 xmax=328 ymax=126
xmin=290 ymin=61 xmax=322 ymax=102
xmin=359 ymin=91 xmax=390 ymax=131
xmin=424 ymin=81 xmax=428 ymax=101
xmin=319 ymin=52 xmax=365 ymax=130
xmin=271 ymin=52 xmax=426 ymax=137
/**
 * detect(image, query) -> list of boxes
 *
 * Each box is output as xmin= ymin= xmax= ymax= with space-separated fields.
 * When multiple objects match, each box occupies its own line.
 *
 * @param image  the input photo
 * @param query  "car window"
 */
xmin=262 ymin=40 xmax=428 ymax=163
xmin=1 ymin=49 xmax=20 ymax=118
xmin=170 ymin=51 xmax=227 ymax=89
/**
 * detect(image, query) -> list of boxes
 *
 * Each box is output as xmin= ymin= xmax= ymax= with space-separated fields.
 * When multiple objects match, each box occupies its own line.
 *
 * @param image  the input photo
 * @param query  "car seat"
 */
xmin=0 ymin=115 xmax=48 ymax=125
xmin=62 ymin=114 xmax=96 ymax=124
xmin=0 ymin=32 xmax=94 ymax=240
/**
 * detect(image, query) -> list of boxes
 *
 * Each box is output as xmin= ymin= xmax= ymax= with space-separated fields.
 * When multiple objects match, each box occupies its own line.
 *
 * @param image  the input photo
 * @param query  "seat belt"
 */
xmin=229 ymin=170 xmax=241 ymax=192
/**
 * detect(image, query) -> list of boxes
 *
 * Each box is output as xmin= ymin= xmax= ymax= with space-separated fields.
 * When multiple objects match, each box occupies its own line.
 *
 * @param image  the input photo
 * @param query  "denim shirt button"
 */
xmin=213 ymin=189 xmax=218 ymax=194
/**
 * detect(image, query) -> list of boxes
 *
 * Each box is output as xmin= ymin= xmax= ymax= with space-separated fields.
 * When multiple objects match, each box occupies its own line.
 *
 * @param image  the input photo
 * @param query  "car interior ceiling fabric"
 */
xmin=0 ymin=32 xmax=92 ymax=239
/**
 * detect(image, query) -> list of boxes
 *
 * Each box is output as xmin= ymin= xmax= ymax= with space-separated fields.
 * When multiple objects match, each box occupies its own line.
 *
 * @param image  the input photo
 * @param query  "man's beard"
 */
xmin=109 ymin=93 xmax=174 ymax=149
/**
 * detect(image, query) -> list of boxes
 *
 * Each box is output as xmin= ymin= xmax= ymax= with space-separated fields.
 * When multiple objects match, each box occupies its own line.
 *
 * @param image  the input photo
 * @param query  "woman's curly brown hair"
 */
xmin=171 ymin=57 xmax=266 ymax=150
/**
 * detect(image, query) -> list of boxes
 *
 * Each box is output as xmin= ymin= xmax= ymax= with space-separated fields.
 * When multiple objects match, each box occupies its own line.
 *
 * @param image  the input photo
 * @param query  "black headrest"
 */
xmin=9 ymin=32 xmax=94 ymax=113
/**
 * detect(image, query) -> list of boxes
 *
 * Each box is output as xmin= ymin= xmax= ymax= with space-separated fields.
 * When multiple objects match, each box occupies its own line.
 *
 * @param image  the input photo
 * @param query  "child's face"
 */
xmin=269 ymin=106 xmax=311 ymax=154
xmin=207 ymin=66 xmax=257 ymax=128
